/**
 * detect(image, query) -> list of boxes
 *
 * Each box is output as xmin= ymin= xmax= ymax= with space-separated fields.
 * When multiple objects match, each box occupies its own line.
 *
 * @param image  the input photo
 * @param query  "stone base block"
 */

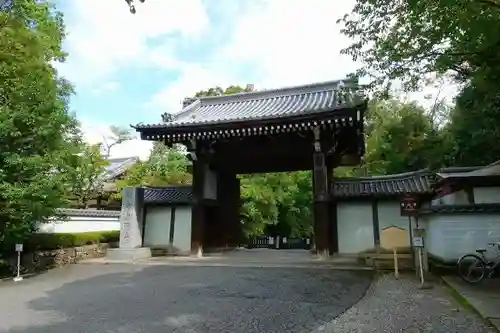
xmin=107 ymin=247 xmax=152 ymax=261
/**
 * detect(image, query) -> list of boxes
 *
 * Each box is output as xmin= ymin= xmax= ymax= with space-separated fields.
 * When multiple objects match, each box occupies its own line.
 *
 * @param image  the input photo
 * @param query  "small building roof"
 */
xmin=434 ymin=159 xmax=500 ymax=187
xmin=333 ymin=170 xmax=435 ymax=198
xmin=103 ymin=156 xmax=140 ymax=181
xmin=56 ymin=208 xmax=121 ymax=218
xmin=143 ymin=186 xmax=193 ymax=205
xmin=136 ymin=80 xmax=363 ymax=130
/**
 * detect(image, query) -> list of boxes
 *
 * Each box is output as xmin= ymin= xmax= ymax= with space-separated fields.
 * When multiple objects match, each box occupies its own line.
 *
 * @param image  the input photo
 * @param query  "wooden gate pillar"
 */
xmin=312 ymin=126 xmax=338 ymax=257
xmin=312 ymin=151 xmax=331 ymax=257
xmin=227 ymin=175 xmax=242 ymax=247
xmin=191 ymin=157 xmax=207 ymax=256
xmin=329 ymin=165 xmax=338 ymax=254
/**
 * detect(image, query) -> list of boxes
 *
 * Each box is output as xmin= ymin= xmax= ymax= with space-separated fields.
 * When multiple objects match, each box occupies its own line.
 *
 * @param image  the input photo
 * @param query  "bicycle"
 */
xmin=457 ymin=242 xmax=500 ymax=284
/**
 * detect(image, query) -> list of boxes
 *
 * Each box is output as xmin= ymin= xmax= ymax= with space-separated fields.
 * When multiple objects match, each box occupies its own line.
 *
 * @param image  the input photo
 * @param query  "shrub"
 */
xmin=24 ymin=231 xmax=120 ymax=252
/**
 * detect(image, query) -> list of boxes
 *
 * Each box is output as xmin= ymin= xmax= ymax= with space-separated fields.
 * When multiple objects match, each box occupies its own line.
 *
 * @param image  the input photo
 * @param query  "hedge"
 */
xmin=23 ymin=231 xmax=120 ymax=252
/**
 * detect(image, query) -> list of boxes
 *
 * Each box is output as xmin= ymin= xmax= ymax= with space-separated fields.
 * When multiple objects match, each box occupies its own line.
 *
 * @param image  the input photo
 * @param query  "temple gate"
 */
xmin=134 ymin=80 xmax=367 ymax=257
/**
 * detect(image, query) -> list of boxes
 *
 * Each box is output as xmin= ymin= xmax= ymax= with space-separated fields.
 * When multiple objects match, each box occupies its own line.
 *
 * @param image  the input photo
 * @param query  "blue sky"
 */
xmin=54 ymin=0 xmax=456 ymax=160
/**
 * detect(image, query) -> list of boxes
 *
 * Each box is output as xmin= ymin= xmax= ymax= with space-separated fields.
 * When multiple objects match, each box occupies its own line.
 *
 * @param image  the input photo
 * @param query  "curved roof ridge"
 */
xmin=335 ymin=168 xmax=432 ymax=182
xmin=196 ymin=79 xmax=355 ymax=105
xmin=171 ymin=98 xmax=201 ymax=122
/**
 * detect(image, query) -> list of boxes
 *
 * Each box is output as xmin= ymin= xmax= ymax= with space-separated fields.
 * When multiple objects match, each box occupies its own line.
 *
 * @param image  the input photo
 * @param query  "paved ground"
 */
xmin=0 ymin=250 xmax=373 ymax=333
xmin=0 ymin=249 xmax=494 ymax=333
xmin=322 ymin=273 xmax=496 ymax=333
xmin=443 ymin=275 xmax=500 ymax=330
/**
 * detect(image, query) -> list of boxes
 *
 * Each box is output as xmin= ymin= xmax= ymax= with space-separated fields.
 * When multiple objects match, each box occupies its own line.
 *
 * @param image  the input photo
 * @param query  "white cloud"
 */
xmin=149 ymin=0 xmax=458 ymax=113
xmin=148 ymin=0 xmax=360 ymax=113
xmin=58 ymin=0 xmax=210 ymax=87
xmin=220 ymin=0 xmax=358 ymax=87
xmin=147 ymin=62 xmax=242 ymax=113
xmin=80 ymin=117 xmax=153 ymax=161
xmin=61 ymin=0 xmax=459 ymax=159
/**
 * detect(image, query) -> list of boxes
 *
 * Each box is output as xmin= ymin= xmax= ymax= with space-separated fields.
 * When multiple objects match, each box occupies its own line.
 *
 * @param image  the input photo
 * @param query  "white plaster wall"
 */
xmin=38 ymin=216 xmax=120 ymax=233
xmin=432 ymin=190 xmax=469 ymax=206
xmin=337 ymin=202 xmax=374 ymax=254
xmin=425 ymin=214 xmax=500 ymax=261
xmin=474 ymin=187 xmax=500 ymax=204
xmin=377 ymin=201 xmax=412 ymax=247
xmin=203 ymin=167 xmax=217 ymax=200
xmin=173 ymin=207 xmax=192 ymax=253
xmin=144 ymin=206 xmax=172 ymax=247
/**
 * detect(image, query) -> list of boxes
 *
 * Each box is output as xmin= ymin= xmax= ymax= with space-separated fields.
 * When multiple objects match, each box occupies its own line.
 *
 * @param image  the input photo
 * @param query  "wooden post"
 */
xmin=312 ymin=148 xmax=331 ymax=257
xmin=191 ymin=156 xmax=206 ymax=257
xmin=393 ymin=249 xmax=399 ymax=278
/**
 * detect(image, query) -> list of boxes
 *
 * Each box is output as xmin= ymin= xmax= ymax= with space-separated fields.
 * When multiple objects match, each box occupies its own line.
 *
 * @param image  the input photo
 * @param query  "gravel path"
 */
xmin=0 ymin=262 xmax=372 ymax=333
xmin=319 ymin=273 xmax=496 ymax=333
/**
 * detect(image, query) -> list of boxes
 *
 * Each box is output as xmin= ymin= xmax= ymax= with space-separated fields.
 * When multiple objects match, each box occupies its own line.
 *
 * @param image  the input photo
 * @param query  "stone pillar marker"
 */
xmin=107 ymin=187 xmax=152 ymax=261
xmin=119 ymin=187 xmax=144 ymax=248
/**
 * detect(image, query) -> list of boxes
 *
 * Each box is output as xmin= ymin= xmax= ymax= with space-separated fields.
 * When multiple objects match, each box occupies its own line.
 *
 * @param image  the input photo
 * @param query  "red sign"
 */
xmin=400 ymin=196 xmax=420 ymax=216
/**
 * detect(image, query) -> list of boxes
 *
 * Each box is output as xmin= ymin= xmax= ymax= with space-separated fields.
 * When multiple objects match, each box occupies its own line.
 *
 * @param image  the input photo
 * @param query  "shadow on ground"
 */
xmin=1 ymin=264 xmax=373 ymax=333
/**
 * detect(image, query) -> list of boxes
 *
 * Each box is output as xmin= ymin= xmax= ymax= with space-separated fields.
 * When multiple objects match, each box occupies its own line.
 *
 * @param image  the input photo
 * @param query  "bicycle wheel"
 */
xmin=457 ymin=254 xmax=486 ymax=284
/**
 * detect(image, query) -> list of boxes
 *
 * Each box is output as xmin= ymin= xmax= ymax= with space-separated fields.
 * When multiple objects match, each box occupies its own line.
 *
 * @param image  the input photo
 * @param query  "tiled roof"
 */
xmin=143 ymin=186 xmax=193 ymax=204
xmin=56 ymin=208 xmax=121 ymax=218
xmin=419 ymin=204 xmax=500 ymax=215
xmin=333 ymin=170 xmax=436 ymax=198
xmin=103 ymin=156 xmax=140 ymax=181
xmin=135 ymin=80 xmax=364 ymax=129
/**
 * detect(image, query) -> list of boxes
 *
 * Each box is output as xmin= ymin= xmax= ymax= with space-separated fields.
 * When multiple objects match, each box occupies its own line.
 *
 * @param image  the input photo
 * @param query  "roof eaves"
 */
xmin=135 ymin=101 xmax=366 ymax=130
xmin=55 ymin=208 xmax=121 ymax=218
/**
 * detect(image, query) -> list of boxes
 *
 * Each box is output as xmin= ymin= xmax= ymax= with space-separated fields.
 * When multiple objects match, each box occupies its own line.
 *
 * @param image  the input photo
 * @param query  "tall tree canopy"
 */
xmin=340 ymin=0 xmax=500 ymax=167
xmin=339 ymin=0 xmax=500 ymax=90
xmin=0 ymin=0 xmax=81 ymax=250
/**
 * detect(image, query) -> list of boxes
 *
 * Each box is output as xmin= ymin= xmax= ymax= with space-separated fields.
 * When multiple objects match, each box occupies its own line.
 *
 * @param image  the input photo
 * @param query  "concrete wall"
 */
xmin=337 ymin=202 xmax=374 ymax=253
xmin=474 ymin=187 xmax=500 ymax=204
xmin=37 ymin=211 xmax=120 ymax=233
xmin=422 ymin=213 xmax=500 ymax=262
xmin=377 ymin=201 xmax=412 ymax=247
xmin=432 ymin=190 xmax=469 ymax=206
xmin=336 ymin=200 xmax=414 ymax=255
xmin=143 ymin=206 xmax=172 ymax=248
xmin=143 ymin=205 xmax=192 ymax=254
xmin=173 ymin=207 xmax=192 ymax=253
xmin=431 ymin=186 xmax=500 ymax=206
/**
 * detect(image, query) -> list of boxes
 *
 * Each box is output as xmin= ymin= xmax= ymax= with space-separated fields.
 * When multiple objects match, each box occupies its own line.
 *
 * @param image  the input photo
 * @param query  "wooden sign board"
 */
xmin=400 ymin=196 xmax=420 ymax=216
xmin=380 ymin=226 xmax=408 ymax=250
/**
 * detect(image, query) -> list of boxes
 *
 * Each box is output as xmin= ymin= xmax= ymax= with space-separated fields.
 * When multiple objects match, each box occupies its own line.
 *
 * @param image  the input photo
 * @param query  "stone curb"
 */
xmin=79 ymin=259 xmax=375 ymax=270
xmin=441 ymin=276 xmax=500 ymax=332
xmin=0 ymin=271 xmax=42 ymax=282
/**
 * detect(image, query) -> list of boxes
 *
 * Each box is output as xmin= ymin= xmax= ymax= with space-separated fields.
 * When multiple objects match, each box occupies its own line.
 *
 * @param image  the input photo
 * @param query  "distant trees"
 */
xmin=339 ymin=0 xmax=500 ymax=168
xmin=66 ymin=144 xmax=110 ymax=208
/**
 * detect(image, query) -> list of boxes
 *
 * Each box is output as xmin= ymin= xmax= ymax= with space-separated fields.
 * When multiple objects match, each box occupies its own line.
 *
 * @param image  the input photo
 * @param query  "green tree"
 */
xmin=0 ymin=0 xmax=81 ymax=250
xmin=363 ymin=99 xmax=449 ymax=174
xmin=113 ymin=146 xmax=191 ymax=198
xmin=336 ymin=98 xmax=450 ymax=176
xmin=67 ymin=144 xmax=110 ymax=208
xmin=339 ymin=0 xmax=500 ymax=90
xmin=444 ymin=83 xmax=500 ymax=166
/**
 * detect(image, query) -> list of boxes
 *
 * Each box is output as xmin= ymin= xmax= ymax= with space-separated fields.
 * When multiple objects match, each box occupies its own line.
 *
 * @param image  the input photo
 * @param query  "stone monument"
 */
xmin=107 ymin=187 xmax=152 ymax=261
